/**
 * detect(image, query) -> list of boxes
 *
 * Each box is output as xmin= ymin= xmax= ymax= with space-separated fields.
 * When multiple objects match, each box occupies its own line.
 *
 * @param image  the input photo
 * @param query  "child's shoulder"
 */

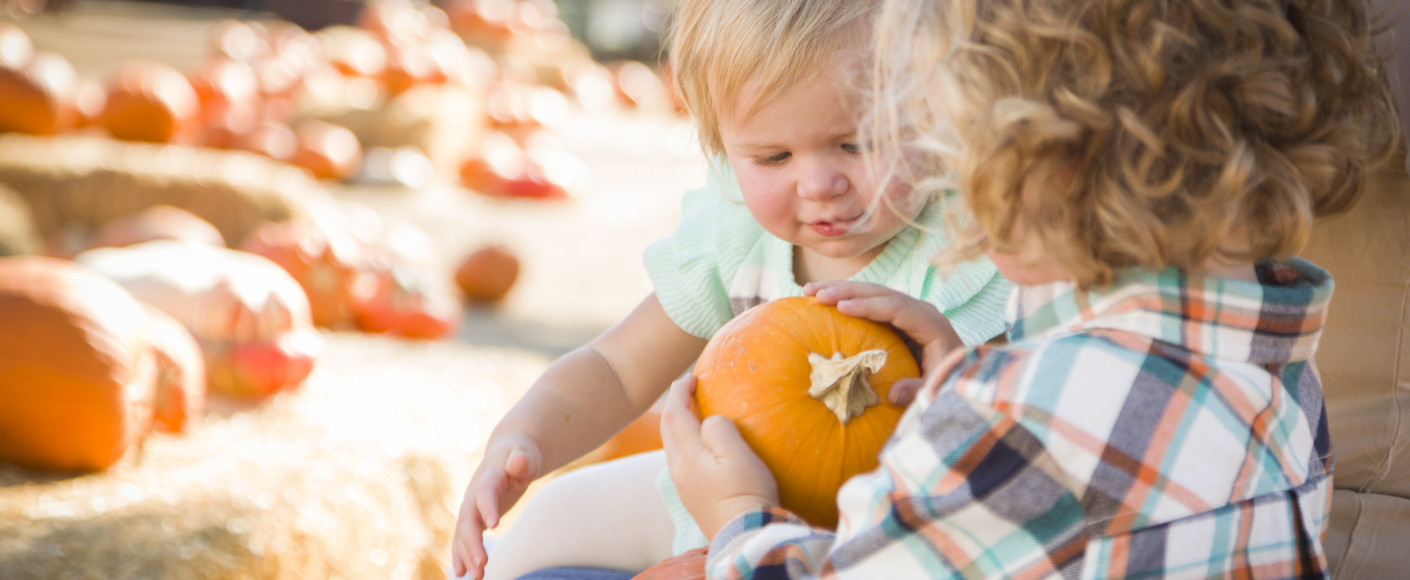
xmin=942 ymin=330 xmax=1150 ymax=402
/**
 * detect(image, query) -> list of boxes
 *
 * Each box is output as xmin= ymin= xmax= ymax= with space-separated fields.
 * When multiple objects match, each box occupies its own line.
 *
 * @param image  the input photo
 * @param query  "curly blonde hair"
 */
xmin=871 ymin=0 xmax=1401 ymax=288
xmin=668 ymin=0 xmax=877 ymax=158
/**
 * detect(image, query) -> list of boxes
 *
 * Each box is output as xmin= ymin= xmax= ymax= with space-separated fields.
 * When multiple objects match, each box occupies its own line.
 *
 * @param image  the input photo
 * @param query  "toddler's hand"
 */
xmin=451 ymin=435 xmax=542 ymax=579
xmin=805 ymin=281 xmax=964 ymax=407
xmin=661 ymin=374 xmax=779 ymax=540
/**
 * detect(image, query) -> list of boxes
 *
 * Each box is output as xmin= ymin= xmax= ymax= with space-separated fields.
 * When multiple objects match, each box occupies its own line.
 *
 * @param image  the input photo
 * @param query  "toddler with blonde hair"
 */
xmin=449 ymin=0 xmax=1012 ymax=578
xmin=662 ymin=0 xmax=1400 ymax=576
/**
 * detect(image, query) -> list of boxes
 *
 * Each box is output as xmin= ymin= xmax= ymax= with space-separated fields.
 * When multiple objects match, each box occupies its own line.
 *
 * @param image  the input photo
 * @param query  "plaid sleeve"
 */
xmin=703 ymin=370 xmax=1087 ymax=579
xmin=706 ymin=508 xmax=834 ymax=580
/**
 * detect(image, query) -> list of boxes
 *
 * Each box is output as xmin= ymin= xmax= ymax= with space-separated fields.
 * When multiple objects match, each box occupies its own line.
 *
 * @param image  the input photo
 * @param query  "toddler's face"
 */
xmin=720 ymin=70 xmax=925 ymax=279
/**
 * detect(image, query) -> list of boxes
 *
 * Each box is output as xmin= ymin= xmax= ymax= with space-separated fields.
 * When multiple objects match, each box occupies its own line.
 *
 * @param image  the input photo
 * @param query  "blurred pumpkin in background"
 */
xmin=236 ymin=118 xmax=298 ymax=161
xmin=142 ymin=304 xmax=205 ymax=435
xmin=458 ymin=131 xmax=570 ymax=200
xmin=0 ymin=50 xmax=78 ymax=135
xmin=0 ymin=256 xmax=158 ymax=472
xmin=359 ymin=0 xmax=431 ymax=47
xmin=290 ymin=119 xmax=363 ymax=181
xmin=318 ymin=25 xmax=388 ymax=79
xmin=86 ymin=205 xmax=227 ymax=251
xmin=188 ymin=57 xmax=262 ymax=149
xmin=349 ymin=218 xmax=461 ymax=339
xmin=445 ymin=0 xmax=516 ymax=52
xmin=100 ymin=60 xmax=201 ymax=144
xmin=209 ymin=18 xmax=269 ymax=63
xmin=382 ymin=41 xmax=447 ymax=95
xmin=240 ymin=218 xmax=373 ymax=329
xmin=71 ymin=78 xmax=108 ymax=129
xmin=354 ymin=268 xmax=462 ymax=339
xmin=77 ymin=241 xmax=322 ymax=400
xmin=454 ymin=243 xmax=520 ymax=303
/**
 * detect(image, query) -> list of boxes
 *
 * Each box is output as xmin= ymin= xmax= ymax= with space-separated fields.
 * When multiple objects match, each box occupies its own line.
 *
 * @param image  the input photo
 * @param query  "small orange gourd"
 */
xmin=693 ymin=296 xmax=919 ymax=528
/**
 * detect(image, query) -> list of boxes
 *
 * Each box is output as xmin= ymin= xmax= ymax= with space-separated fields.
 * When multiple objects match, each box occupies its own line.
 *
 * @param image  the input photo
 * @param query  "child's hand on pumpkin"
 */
xmin=451 ymin=434 xmax=542 ymax=579
xmin=661 ymin=374 xmax=780 ymax=540
xmin=805 ymin=281 xmax=964 ymax=407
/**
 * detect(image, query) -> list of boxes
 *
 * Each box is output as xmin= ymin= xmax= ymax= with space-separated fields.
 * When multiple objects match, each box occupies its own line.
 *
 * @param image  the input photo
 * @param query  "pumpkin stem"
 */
xmin=807 ymin=350 xmax=887 ymax=425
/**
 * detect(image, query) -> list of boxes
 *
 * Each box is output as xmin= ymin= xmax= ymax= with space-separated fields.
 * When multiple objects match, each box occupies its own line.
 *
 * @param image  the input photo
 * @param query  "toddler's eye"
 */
xmin=755 ymin=152 xmax=791 ymax=166
xmin=841 ymin=142 xmax=868 ymax=154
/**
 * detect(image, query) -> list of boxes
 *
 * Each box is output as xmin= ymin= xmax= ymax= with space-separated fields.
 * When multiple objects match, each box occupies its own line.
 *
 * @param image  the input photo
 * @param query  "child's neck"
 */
xmin=792 ymin=243 xmax=886 ymax=285
xmin=1194 ymin=257 xmax=1259 ymax=283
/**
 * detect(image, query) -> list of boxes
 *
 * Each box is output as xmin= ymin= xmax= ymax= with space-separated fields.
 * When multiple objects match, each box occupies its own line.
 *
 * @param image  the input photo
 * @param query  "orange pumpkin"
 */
xmin=354 ymin=268 xmax=462 ymax=339
xmin=0 ymin=256 xmax=156 ymax=472
xmin=0 ymin=51 xmax=78 ymax=135
xmin=87 ymin=205 xmax=227 ymax=251
xmin=100 ymin=60 xmax=201 ymax=144
xmin=693 ymin=296 xmax=918 ymax=528
xmin=142 ymin=305 xmax=205 ymax=434
xmin=453 ymin=243 xmax=520 ymax=303
xmin=290 ymin=120 xmax=363 ymax=181
xmin=209 ymin=18 xmax=269 ymax=63
xmin=76 ymin=241 xmax=322 ymax=400
xmin=240 ymin=219 xmax=373 ymax=329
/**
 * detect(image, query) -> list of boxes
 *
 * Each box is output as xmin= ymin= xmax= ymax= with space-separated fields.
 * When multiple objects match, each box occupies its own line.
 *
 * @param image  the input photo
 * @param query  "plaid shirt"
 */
xmin=708 ymin=260 xmax=1335 ymax=579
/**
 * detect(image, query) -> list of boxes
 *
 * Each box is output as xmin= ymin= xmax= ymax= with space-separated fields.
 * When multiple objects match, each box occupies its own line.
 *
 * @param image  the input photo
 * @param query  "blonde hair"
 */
xmin=871 ymin=0 xmax=1401 ymax=288
xmin=668 ymin=0 xmax=877 ymax=157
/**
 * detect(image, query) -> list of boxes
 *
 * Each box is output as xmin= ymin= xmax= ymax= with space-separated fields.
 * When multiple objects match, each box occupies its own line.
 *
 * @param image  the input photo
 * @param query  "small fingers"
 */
xmin=699 ymin=415 xmax=749 ymax=457
xmin=661 ymin=375 xmax=704 ymax=455
xmin=451 ymin=507 xmax=487 ymax=578
xmin=475 ymin=476 xmax=504 ymax=530
xmin=503 ymin=446 xmax=539 ymax=481
xmin=887 ymin=377 xmax=925 ymax=407
xmin=805 ymin=281 xmax=897 ymax=304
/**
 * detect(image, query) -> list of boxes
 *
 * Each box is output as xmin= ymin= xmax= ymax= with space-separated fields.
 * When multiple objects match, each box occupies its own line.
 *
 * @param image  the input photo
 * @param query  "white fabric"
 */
xmin=482 ymin=452 xmax=676 ymax=580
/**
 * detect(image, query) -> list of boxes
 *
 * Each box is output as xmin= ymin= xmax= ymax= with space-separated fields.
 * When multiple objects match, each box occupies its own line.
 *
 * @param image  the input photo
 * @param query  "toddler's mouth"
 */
xmin=808 ymin=215 xmax=862 ymax=237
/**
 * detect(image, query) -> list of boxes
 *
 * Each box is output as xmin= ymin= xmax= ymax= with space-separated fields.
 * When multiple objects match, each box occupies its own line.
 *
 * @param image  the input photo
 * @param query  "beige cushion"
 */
xmin=1301 ymin=156 xmax=1410 ymax=575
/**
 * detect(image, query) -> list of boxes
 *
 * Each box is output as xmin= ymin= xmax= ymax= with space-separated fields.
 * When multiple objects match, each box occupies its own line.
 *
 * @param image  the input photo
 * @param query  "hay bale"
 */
xmin=0 ymin=184 xmax=39 ymax=256
xmin=0 ymin=134 xmax=337 ymax=248
xmin=0 ymin=333 xmax=549 ymax=580
xmin=304 ymin=84 xmax=484 ymax=182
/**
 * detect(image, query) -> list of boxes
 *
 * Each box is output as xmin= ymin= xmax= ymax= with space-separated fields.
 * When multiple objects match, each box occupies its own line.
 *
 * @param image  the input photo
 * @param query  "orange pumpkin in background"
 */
xmin=0 ymin=50 xmax=78 ymax=135
xmin=236 ymin=119 xmax=298 ymax=161
xmin=100 ymin=60 xmax=201 ymax=144
xmin=240 ymin=219 xmax=373 ymax=329
xmin=693 ymin=297 xmax=919 ymax=528
xmin=290 ymin=119 xmax=363 ymax=181
xmin=209 ymin=18 xmax=269 ymax=63
xmin=77 ymin=241 xmax=322 ymax=400
xmin=86 ymin=205 xmax=227 ymax=251
xmin=0 ymin=257 xmax=157 ymax=472
xmin=188 ymin=57 xmax=260 ymax=109
xmin=454 ymin=243 xmax=520 ymax=303
xmin=142 ymin=305 xmax=205 ymax=434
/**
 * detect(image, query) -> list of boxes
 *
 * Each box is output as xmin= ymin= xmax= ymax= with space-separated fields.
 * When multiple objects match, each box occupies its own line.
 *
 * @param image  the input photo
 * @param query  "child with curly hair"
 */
xmin=662 ymin=0 xmax=1400 ymax=576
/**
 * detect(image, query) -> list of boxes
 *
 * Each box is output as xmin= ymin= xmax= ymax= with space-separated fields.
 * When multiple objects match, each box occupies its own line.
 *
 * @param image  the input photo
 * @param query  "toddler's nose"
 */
xmin=797 ymin=164 xmax=849 ymax=201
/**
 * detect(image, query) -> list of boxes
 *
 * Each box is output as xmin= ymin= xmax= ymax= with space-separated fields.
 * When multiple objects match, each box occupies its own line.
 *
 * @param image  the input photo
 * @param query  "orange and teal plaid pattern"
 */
xmin=707 ymin=260 xmax=1334 ymax=579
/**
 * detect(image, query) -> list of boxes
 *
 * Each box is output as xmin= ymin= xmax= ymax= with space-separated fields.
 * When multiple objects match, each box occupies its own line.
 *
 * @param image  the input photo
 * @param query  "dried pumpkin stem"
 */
xmin=807 ymin=350 xmax=887 ymax=425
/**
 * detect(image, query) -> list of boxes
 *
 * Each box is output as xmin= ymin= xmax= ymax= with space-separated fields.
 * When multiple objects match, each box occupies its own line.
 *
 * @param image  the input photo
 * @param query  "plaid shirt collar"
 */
xmin=1007 ymin=259 xmax=1333 ymax=364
